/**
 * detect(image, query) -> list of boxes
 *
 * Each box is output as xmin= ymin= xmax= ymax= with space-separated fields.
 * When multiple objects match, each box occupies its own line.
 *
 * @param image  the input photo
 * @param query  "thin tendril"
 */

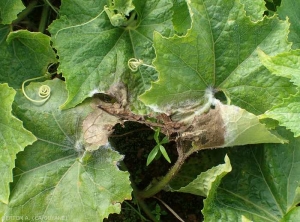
xmin=22 ymin=76 xmax=51 ymax=103
xmin=54 ymin=9 xmax=105 ymax=38
xmin=44 ymin=0 xmax=59 ymax=15
xmin=128 ymin=58 xmax=155 ymax=72
xmin=22 ymin=63 xmax=55 ymax=103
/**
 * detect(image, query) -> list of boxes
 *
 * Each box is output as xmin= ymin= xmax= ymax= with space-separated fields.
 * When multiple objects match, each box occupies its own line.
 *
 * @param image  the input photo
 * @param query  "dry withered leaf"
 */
xmin=181 ymin=100 xmax=285 ymax=150
xmin=83 ymin=104 xmax=121 ymax=151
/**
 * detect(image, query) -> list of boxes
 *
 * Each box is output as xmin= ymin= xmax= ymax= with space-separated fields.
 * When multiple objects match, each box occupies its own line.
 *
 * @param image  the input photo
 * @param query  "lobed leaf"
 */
xmin=258 ymin=49 xmax=300 ymax=87
xmin=5 ymin=79 xmax=132 ymax=220
xmin=263 ymin=94 xmax=300 ymax=137
xmin=258 ymin=49 xmax=300 ymax=136
xmin=0 ymin=84 xmax=36 ymax=204
xmin=0 ymin=0 xmax=25 ymax=24
xmin=278 ymin=0 xmax=300 ymax=49
xmin=0 ymin=28 xmax=57 ymax=89
xmin=170 ymin=149 xmax=227 ymax=190
xmin=140 ymin=0 xmax=294 ymax=116
xmin=240 ymin=0 xmax=266 ymax=21
xmin=49 ymin=0 xmax=174 ymax=113
xmin=172 ymin=0 xmax=191 ymax=35
xmin=202 ymin=128 xmax=300 ymax=221
xmin=175 ymin=155 xmax=231 ymax=197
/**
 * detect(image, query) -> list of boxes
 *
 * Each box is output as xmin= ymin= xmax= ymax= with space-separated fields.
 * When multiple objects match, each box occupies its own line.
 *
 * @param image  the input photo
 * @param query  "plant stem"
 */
xmin=138 ymin=139 xmax=194 ymax=199
xmin=44 ymin=0 xmax=59 ymax=15
xmin=119 ymin=161 xmax=158 ymax=222
xmin=39 ymin=2 xmax=50 ymax=33
xmin=137 ymin=152 xmax=187 ymax=199
xmin=134 ymin=193 xmax=158 ymax=222
xmin=12 ymin=0 xmax=38 ymax=25
xmin=123 ymin=201 xmax=149 ymax=221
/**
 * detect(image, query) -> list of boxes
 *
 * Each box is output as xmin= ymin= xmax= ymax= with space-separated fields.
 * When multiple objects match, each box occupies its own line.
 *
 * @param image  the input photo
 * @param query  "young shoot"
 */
xmin=146 ymin=127 xmax=171 ymax=166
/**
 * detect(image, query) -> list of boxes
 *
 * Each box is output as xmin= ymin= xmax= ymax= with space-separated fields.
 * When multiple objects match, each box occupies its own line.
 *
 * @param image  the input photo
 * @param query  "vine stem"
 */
xmin=137 ymin=140 xmax=190 ymax=199
xmin=12 ymin=0 xmax=38 ymax=25
xmin=119 ymin=161 xmax=158 ymax=222
xmin=137 ymin=156 xmax=185 ymax=198
xmin=44 ymin=0 xmax=59 ymax=15
xmin=39 ymin=1 xmax=50 ymax=33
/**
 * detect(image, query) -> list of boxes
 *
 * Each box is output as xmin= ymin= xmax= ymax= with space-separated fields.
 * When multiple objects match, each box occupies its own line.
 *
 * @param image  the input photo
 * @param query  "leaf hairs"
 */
xmin=128 ymin=58 xmax=155 ymax=72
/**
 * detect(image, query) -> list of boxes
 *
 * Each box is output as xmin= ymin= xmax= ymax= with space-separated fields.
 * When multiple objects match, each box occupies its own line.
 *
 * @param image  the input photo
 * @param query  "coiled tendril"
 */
xmin=22 ymin=76 xmax=51 ymax=103
xmin=128 ymin=58 xmax=155 ymax=72
xmin=22 ymin=64 xmax=55 ymax=103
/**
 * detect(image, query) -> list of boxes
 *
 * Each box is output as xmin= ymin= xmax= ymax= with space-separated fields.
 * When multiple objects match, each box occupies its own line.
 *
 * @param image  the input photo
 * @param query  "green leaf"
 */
xmin=107 ymin=0 xmax=135 ymax=16
xmin=160 ymin=136 xmax=169 ymax=144
xmin=172 ymin=0 xmax=191 ymax=35
xmin=263 ymin=94 xmax=300 ymax=137
xmin=278 ymin=0 xmax=300 ymax=49
xmin=258 ymin=49 xmax=300 ymax=87
xmin=140 ymin=0 xmax=294 ymax=116
xmin=6 ymin=79 xmax=132 ymax=220
xmin=258 ymin=49 xmax=300 ymax=136
xmin=0 ymin=84 xmax=36 ymax=204
xmin=203 ymin=129 xmax=300 ymax=221
xmin=0 ymin=202 xmax=6 ymax=220
xmin=49 ymin=0 xmax=174 ymax=113
xmin=175 ymin=155 xmax=231 ymax=197
xmin=147 ymin=145 xmax=160 ymax=166
xmin=104 ymin=0 xmax=135 ymax=27
xmin=0 ymin=28 xmax=57 ymax=88
xmin=159 ymin=145 xmax=171 ymax=163
xmin=240 ymin=0 xmax=266 ymax=21
xmin=0 ymin=0 xmax=25 ymax=24
xmin=218 ymin=101 xmax=286 ymax=146
xmin=170 ymin=149 xmax=227 ymax=190
xmin=281 ymin=207 xmax=300 ymax=222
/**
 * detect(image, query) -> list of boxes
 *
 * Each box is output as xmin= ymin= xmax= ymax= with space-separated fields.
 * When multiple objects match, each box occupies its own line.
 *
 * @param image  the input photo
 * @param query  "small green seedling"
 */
xmin=146 ymin=128 xmax=171 ymax=166
xmin=152 ymin=203 xmax=168 ymax=221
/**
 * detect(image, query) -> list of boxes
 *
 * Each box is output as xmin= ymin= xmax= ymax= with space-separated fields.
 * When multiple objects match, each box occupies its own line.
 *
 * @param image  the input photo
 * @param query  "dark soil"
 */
xmin=105 ymin=122 xmax=204 ymax=222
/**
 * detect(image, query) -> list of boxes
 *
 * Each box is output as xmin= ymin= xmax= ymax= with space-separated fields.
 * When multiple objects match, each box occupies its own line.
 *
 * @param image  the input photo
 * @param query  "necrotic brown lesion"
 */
xmin=181 ymin=102 xmax=225 ymax=150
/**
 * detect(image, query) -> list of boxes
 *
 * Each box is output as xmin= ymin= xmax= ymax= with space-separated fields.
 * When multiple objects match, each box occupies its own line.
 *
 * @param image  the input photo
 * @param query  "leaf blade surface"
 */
xmin=203 ymin=129 xmax=300 ymax=221
xmin=5 ymin=79 xmax=132 ymax=220
xmin=49 ymin=0 xmax=174 ymax=113
xmin=0 ymin=84 xmax=36 ymax=204
xmin=0 ymin=29 xmax=57 ymax=89
xmin=140 ymin=0 xmax=293 ymax=115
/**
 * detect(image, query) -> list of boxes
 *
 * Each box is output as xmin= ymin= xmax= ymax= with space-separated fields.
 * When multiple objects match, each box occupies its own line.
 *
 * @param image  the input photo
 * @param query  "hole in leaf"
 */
xmin=93 ymin=93 xmax=115 ymax=103
xmin=124 ymin=10 xmax=139 ymax=28
xmin=214 ymin=90 xmax=227 ymax=103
